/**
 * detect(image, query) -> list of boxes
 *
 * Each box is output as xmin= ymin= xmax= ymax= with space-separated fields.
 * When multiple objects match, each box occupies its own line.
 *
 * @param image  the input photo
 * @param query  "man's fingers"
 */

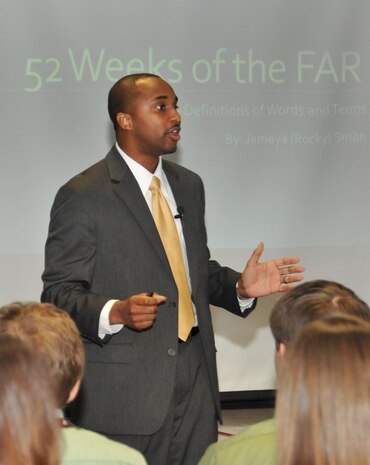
xmin=279 ymin=283 xmax=295 ymax=292
xmin=119 ymin=293 xmax=168 ymax=329
xmin=139 ymin=292 xmax=167 ymax=305
xmin=127 ymin=293 xmax=167 ymax=321
xmin=131 ymin=312 xmax=157 ymax=324
xmin=278 ymin=265 xmax=305 ymax=275
xmin=281 ymin=274 xmax=304 ymax=284
xmin=127 ymin=302 xmax=159 ymax=330
xmin=246 ymin=242 xmax=264 ymax=266
xmin=275 ymin=257 xmax=302 ymax=267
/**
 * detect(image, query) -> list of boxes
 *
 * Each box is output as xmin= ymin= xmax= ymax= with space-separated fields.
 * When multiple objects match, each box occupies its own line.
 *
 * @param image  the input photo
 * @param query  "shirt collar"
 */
xmin=115 ymin=142 xmax=164 ymax=196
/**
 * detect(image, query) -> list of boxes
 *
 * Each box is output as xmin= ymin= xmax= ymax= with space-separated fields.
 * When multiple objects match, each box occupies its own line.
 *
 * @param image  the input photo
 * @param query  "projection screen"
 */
xmin=1 ymin=0 xmax=369 ymax=393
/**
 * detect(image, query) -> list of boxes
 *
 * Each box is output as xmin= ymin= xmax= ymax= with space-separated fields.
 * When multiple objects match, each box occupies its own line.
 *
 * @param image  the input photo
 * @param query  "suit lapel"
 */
xmin=105 ymin=147 xmax=173 ymax=278
xmin=163 ymin=161 xmax=200 ymax=293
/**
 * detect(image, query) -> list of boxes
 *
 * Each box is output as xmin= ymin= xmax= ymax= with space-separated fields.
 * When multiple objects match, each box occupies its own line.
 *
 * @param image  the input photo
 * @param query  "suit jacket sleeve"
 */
xmin=41 ymin=180 xmax=110 ymax=344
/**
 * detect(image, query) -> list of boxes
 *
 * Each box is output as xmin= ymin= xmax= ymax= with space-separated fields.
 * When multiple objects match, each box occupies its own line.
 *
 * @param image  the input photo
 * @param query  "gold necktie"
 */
xmin=149 ymin=176 xmax=195 ymax=341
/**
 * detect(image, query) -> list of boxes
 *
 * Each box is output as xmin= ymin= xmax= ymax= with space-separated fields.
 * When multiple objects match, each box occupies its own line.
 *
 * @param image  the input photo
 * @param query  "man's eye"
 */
xmin=155 ymin=104 xmax=166 ymax=110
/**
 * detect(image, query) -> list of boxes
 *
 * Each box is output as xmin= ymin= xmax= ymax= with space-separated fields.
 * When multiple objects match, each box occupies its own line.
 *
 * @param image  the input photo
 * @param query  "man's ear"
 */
xmin=116 ymin=112 xmax=133 ymax=130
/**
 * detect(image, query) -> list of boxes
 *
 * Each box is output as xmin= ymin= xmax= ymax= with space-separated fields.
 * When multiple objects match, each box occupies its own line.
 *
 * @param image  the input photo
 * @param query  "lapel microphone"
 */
xmin=174 ymin=206 xmax=185 ymax=219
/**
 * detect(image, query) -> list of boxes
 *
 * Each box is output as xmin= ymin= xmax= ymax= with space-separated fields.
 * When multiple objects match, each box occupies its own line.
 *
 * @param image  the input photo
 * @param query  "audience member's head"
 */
xmin=0 ymin=302 xmax=84 ymax=409
xmin=276 ymin=314 xmax=370 ymax=465
xmin=270 ymin=278 xmax=370 ymax=352
xmin=269 ymin=280 xmax=370 ymax=378
xmin=0 ymin=335 xmax=60 ymax=465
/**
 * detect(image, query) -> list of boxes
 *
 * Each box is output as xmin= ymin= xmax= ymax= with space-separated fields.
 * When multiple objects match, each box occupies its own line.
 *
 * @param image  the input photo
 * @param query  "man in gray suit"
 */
xmin=41 ymin=73 xmax=304 ymax=465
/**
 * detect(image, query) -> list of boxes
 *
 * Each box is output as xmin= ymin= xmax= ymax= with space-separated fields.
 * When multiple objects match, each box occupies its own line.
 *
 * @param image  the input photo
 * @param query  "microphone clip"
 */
xmin=174 ymin=206 xmax=184 ymax=219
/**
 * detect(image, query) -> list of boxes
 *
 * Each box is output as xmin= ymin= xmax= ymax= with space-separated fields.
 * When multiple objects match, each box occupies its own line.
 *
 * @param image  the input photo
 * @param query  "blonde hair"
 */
xmin=0 ymin=336 xmax=60 ymax=465
xmin=276 ymin=314 xmax=370 ymax=465
xmin=0 ymin=302 xmax=84 ymax=408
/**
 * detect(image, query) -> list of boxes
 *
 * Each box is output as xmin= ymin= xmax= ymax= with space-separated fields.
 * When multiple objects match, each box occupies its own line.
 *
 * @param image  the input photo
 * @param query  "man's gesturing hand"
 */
xmin=237 ymin=242 xmax=305 ymax=298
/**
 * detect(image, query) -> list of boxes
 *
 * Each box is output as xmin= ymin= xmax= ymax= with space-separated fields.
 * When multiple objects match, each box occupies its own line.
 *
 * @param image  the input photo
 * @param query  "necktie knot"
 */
xmin=149 ymin=176 xmax=161 ymax=193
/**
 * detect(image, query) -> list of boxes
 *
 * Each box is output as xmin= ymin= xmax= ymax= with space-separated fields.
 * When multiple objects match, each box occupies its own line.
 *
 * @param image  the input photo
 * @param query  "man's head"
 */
xmin=0 ymin=302 xmax=84 ymax=408
xmin=108 ymin=74 xmax=181 ymax=164
xmin=270 ymin=279 xmax=370 ymax=349
xmin=108 ymin=73 xmax=159 ymax=129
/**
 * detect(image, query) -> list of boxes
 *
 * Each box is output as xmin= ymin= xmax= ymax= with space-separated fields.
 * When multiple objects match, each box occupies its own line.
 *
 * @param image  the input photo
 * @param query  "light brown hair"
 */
xmin=0 ymin=335 xmax=60 ymax=465
xmin=0 ymin=302 xmax=84 ymax=408
xmin=276 ymin=314 xmax=370 ymax=465
xmin=270 ymin=279 xmax=370 ymax=348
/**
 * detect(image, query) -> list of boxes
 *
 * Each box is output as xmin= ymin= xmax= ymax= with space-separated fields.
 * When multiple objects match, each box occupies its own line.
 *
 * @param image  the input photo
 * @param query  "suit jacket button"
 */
xmin=169 ymin=301 xmax=176 ymax=309
xmin=168 ymin=348 xmax=176 ymax=357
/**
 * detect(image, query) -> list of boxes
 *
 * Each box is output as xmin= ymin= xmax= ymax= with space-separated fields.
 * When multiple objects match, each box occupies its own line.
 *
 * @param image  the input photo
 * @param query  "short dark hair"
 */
xmin=108 ymin=73 xmax=160 ymax=130
xmin=269 ymin=279 xmax=370 ymax=348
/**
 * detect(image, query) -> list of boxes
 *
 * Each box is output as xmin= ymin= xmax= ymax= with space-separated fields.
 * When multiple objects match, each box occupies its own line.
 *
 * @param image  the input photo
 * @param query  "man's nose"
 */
xmin=170 ymin=107 xmax=181 ymax=123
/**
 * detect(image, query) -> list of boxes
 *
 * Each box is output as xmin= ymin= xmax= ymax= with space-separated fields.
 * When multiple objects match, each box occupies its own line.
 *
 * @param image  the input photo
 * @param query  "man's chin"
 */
xmin=162 ymin=146 xmax=178 ymax=155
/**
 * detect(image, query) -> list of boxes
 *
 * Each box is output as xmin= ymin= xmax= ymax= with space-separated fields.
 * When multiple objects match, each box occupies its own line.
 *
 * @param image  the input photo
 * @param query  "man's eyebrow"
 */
xmin=153 ymin=95 xmax=168 ymax=100
xmin=152 ymin=95 xmax=178 ymax=103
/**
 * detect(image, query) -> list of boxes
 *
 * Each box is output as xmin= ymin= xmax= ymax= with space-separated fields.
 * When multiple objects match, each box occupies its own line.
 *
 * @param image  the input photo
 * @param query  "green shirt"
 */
xmin=61 ymin=426 xmax=147 ymax=465
xmin=198 ymin=418 xmax=277 ymax=465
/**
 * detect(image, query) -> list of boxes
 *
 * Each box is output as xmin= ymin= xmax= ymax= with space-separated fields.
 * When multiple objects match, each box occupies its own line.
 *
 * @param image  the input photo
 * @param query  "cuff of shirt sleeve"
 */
xmin=236 ymin=283 xmax=255 ymax=312
xmin=98 ymin=299 xmax=124 ymax=339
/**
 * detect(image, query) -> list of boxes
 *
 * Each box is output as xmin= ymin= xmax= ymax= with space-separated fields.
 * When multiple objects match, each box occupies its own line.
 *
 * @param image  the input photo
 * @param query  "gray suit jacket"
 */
xmin=42 ymin=145 xmax=255 ymax=435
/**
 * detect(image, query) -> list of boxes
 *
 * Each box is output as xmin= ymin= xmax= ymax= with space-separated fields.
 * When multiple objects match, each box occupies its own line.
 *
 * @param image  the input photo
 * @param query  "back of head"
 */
xmin=0 ymin=335 xmax=60 ymax=465
xmin=270 ymin=279 xmax=370 ymax=347
xmin=276 ymin=314 xmax=370 ymax=465
xmin=0 ymin=302 xmax=84 ymax=408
